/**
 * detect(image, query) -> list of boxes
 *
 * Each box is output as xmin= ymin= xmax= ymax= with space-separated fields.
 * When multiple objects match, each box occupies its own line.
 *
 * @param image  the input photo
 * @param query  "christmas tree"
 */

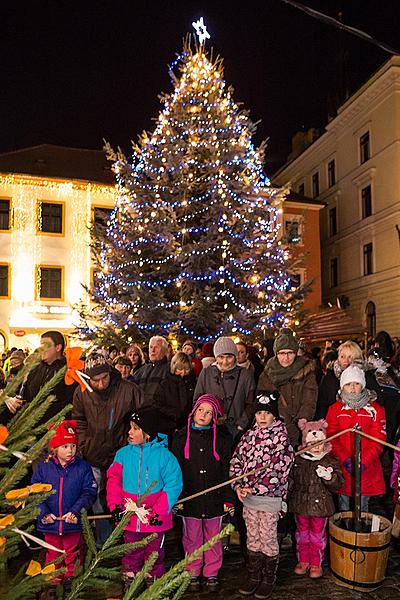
xmin=78 ymin=21 xmax=306 ymax=345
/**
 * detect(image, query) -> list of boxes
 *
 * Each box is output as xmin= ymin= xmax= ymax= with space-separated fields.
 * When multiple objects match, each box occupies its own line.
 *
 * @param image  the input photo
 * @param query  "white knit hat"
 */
xmin=213 ymin=336 xmax=238 ymax=358
xmin=340 ymin=365 xmax=366 ymax=389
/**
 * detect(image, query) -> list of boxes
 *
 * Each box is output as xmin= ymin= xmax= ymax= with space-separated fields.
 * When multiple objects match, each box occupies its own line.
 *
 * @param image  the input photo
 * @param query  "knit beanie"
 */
xmin=340 ymin=365 xmax=366 ymax=389
xmin=49 ymin=420 xmax=78 ymax=449
xmin=201 ymin=342 xmax=215 ymax=358
xmin=84 ymin=351 xmax=111 ymax=378
xmin=254 ymin=390 xmax=280 ymax=419
xmin=273 ymin=328 xmax=299 ymax=354
xmin=213 ymin=336 xmax=238 ymax=358
xmin=184 ymin=394 xmax=224 ymax=461
xmin=182 ymin=340 xmax=196 ymax=354
xmin=129 ymin=408 xmax=159 ymax=440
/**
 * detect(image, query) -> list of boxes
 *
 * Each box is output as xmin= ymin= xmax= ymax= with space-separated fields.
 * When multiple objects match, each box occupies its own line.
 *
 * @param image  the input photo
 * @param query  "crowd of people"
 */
xmin=1 ymin=328 xmax=400 ymax=599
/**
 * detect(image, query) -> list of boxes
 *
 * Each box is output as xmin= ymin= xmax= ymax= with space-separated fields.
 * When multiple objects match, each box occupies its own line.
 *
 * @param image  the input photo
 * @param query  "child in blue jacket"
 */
xmin=106 ymin=407 xmax=182 ymax=587
xmin=31 ymin=420 xmax=97 ymax=597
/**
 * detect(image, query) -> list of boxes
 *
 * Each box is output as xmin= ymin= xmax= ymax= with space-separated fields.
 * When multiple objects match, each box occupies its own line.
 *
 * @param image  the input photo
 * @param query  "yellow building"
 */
xmin=273 ymin=56 xmax=400 ymax=338
xmin=0 ymin=144 xmax=115 ymax=352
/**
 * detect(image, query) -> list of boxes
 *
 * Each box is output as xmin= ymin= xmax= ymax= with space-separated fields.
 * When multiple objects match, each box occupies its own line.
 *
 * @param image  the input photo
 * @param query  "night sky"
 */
xmin=1 ymin=1 xmax=399 ymax=172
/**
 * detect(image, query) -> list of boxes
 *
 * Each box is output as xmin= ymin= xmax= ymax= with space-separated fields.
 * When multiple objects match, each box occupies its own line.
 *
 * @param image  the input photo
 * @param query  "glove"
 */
xmin=111 ymin=506 xmax=124 ymax=526
xmin=149 ymin=511 xmax=163 ymax=527
xmin=172 ymin=503 xmax=183 ymax=515
xmin=316 ymin=465 xmax=333 ymax=481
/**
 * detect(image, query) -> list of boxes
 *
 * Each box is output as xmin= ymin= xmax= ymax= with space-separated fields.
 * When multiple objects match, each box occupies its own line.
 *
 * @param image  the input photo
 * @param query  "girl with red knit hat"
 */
xmin=31 ymin=420 xmax=97 ymax=599
xmin=171 ymin=394 xmax=233 ymax=593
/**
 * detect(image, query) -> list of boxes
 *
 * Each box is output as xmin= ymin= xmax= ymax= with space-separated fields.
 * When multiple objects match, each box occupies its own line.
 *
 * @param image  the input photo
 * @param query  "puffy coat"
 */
xmin=72 ymin=368 xmax=143 ymax=469
xmin=326 ymin=399 xmax=386 ymax=496
xmin=316 ymin=367 xmax=382 ymax=420
xmin=106 ymin=433 xmax=182 ymax=533
xmin=257 ymin=360 xmax=318 ymax=447
xmin=171 ymin=425 xmax=233 ymax=518
xmin=31 ymin=456 xmax=97 ymax=534
xmin=229 ymin=420 xmax=294 ymax=499
xmin=288 ymin=451 xmax=344 ymax=516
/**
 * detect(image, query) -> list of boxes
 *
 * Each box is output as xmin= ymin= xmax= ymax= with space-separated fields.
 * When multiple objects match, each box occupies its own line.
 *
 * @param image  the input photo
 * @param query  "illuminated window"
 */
xmin=38 ymin=266 xmax=63 ymax=299
xmin=39 ymin=202 xmax=64 ymax=234
xmin=0 ymin=199 xmax=11 ymax=231
xmin=0 ymin=264 xmax=10 ymax=298
xmin=284 ymin=215 xmax=303 ymax=244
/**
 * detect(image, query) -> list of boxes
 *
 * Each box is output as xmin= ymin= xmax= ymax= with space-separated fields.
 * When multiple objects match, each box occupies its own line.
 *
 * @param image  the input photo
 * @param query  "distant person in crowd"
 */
xmin=367 ymin=347 xmax=400 ymax=444
xmin=108 ymin=345 xmax=119 ymax=362
xmin=0 ymin=367 xmax=6 ymax=390
xmin=257 ymin=328 xmax=318 ymax=448
xmin=31 ymin=420 xmax=97 ymax=599
xmin=236 ymin=341 xmax=255 ymax=375
xmin=153 ymin=351 xmax=196 ymax=435
xmin=113 ymin=355 xmax=133 ymax=380
xmin=315 ymin=340 xmax=381 ymax=419
xmin=200 ymin=342 xmax=215 ymax=369
xmin=132 ymin=336 xmax=170 ymax=406
xmin=2 ymin=347 xmax=17 ymax=377
xmin=326 ymin=365 xmax=386 ymax=513
xmin=126 ymin=343 xmax=145 ymax=376
xmin=194 ymin=336 xmax=255 ymax=439
xmin=182 ymin=340 xmax=202 ymax=377
xmin=72 ymin=351 xmax=143 ymax=547
xmin=107 ymin=407 xmax=182 ymax=590
xmin=310 ymin=347 xmax=323 ymax=384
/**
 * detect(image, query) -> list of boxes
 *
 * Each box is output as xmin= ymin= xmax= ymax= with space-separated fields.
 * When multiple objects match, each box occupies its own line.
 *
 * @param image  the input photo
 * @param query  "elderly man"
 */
xmin=132 ymin=335 xmax=170 ymax=406
xmin=72 ymin=351 xmax=143 ymax=546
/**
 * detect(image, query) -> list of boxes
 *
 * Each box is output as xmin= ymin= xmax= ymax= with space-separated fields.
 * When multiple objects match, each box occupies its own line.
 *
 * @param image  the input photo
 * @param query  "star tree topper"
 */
xmin=192 ymin=17 xmax=210 ymax=45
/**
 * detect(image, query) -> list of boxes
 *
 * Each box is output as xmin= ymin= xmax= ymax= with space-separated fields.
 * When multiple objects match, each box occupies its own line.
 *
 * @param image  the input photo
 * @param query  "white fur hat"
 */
xmin=340 ymin=365 xmax=366 ymax=389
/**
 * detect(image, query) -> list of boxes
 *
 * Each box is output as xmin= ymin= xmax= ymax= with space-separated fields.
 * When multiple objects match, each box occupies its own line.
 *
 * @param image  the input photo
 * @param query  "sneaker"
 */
xmin=294 ymin=562 xmax=310 ymax=575
xmin=309 ymin=565 xmax=323 ymax=579
xmin=205 ymin=577 xmax=219 ymax=593
xmin=188 ymin=576 xmax=201 ymax=592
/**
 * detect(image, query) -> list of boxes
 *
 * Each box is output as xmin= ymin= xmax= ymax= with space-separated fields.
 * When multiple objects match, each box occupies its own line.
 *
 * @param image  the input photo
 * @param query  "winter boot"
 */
xmin=238 ymin=550 xmax=264 ymax=596
xmin=254 ymin=554 xmax=279 ymax=600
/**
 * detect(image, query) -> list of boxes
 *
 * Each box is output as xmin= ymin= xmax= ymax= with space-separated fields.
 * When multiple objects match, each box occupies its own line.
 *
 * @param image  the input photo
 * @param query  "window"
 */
xmin=289 ymin=273 xmax=302 ymax=290
xmin=361 ymin=185 xmax=372 ymax=218
xmin=360 ymin=132 xmax=370 ymax=164
xmin=312 ymin=172 xmax=319 ymax=198
xmin=0 ymin=264 xmax=10 ymax=298
xmin=0 ymin=199 xmax=11 ymax=231
xmin=330 ymin=258 xmax=338 ymax=288
xmin=93 ymin=206 xmax=113 ymax=229
xmin=363 ymin=243 xmax=373 ymax=276
xmin=365 ymin=301 xmax=376 ymax=338
xmin=298 ymin=183 xmax=305 ymax=195
xmin=284 ymin=216 xmax=302 ymax=244
xmin=38 ymin=266 xmax=63 ymax=299
xmin=38 ymin=201 xmax=64 ymax=234
xmin=329 ymin=207 xmax=337 ymax=236
xmin=327 ymin=160 xmax=336 ymax=187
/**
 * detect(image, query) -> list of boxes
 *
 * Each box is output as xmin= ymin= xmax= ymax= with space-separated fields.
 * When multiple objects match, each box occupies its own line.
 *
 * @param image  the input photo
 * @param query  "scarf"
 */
xmin=340 ymin=388 xmax=377 ymax=410
xmin=265 ymin=356 xmax=306 ymax=387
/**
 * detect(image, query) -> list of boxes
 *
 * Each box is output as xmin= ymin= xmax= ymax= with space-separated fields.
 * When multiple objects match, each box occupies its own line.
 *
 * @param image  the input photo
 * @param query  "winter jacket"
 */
xmin=315 ymin=367 xmax=382 ymax=420
xmin=106 ymin=433 xmax=182 ymax=533
xmin=22 ymin=357 xmax=76 ymax=423
xmin=132 ymin=357 xmax=170 ymax=406
xmin=194 ymin=364 xmax=255 ymax=431
xmin=153 ymin=372 xmax=196 ymax=434
xmin=326 ymin=399 xmax=386 ymax=497
xmin=31 ymin=456 xmax=97 ymax=534
xmin=390 ymin=441 xmax=400 ymax=503
xmin=229 ymin=420 xmax=294 ymax=499
xmin=288 ymin=451 xmax=344 ymax=517
xmin=257 ymin=361 xmax=318 ymax=447
xmin=171 ymin=424 xmax=233 ymax=518
xmin=72 ymin=368 xmax=143 ymax=469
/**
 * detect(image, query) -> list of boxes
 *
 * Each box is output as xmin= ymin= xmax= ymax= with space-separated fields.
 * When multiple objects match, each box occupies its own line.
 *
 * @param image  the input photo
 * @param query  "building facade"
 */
xmin=273 ymin=56 xmax=400 ymax=338
xmin=0 ymin=145 xmax=115 ymax=352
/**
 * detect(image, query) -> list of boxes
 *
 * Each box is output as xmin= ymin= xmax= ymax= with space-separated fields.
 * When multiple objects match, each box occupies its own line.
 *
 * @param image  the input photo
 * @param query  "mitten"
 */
xmin=111 ymin=506 xmax=124 ymax=526
xmin=316 ymin=465 xmax=333 ymax=481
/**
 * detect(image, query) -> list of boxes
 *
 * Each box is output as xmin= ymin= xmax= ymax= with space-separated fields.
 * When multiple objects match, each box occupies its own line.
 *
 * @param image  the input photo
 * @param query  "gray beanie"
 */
xmin=213 ymin=336 xmax=238 ymax=358
xmin=84 ymin=351 xmax=111 ymax=378
xmin=273 ymin=328 xmax=299 ymax=354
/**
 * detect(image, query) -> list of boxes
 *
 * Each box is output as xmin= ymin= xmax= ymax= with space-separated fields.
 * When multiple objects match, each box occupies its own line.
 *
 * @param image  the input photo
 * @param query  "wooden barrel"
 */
xmin=329 ymin=511 xmax=392 ymax=591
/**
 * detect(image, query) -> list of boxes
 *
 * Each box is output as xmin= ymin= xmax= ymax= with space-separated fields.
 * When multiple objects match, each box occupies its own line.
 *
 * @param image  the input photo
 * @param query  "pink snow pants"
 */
xmin=295 ymin=514 xmax=328 ymax=566
xmin=243 ymin=506 xmax=279 ymax=557
xmin=44 ymin=532 xmax=82 ymax=581
xmin=182 ymin=516 xmax=223 ymax=577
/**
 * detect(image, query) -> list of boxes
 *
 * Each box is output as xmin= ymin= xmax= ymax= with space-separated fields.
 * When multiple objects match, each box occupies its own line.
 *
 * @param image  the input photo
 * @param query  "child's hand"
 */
xmin=42 ymin=513 xmax=57 ymax=524
xmin=316 ymin=465 xmax=333 ymax=481
xmin=236 ymin=487 xmax=251 ymax=503
xmin=63 ymin=512 xmax=78 ymax=524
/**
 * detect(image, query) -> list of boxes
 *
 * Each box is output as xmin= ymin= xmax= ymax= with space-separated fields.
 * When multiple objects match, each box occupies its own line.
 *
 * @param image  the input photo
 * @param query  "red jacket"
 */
xmin=326 ymin=399 xmax=386 ymax=497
